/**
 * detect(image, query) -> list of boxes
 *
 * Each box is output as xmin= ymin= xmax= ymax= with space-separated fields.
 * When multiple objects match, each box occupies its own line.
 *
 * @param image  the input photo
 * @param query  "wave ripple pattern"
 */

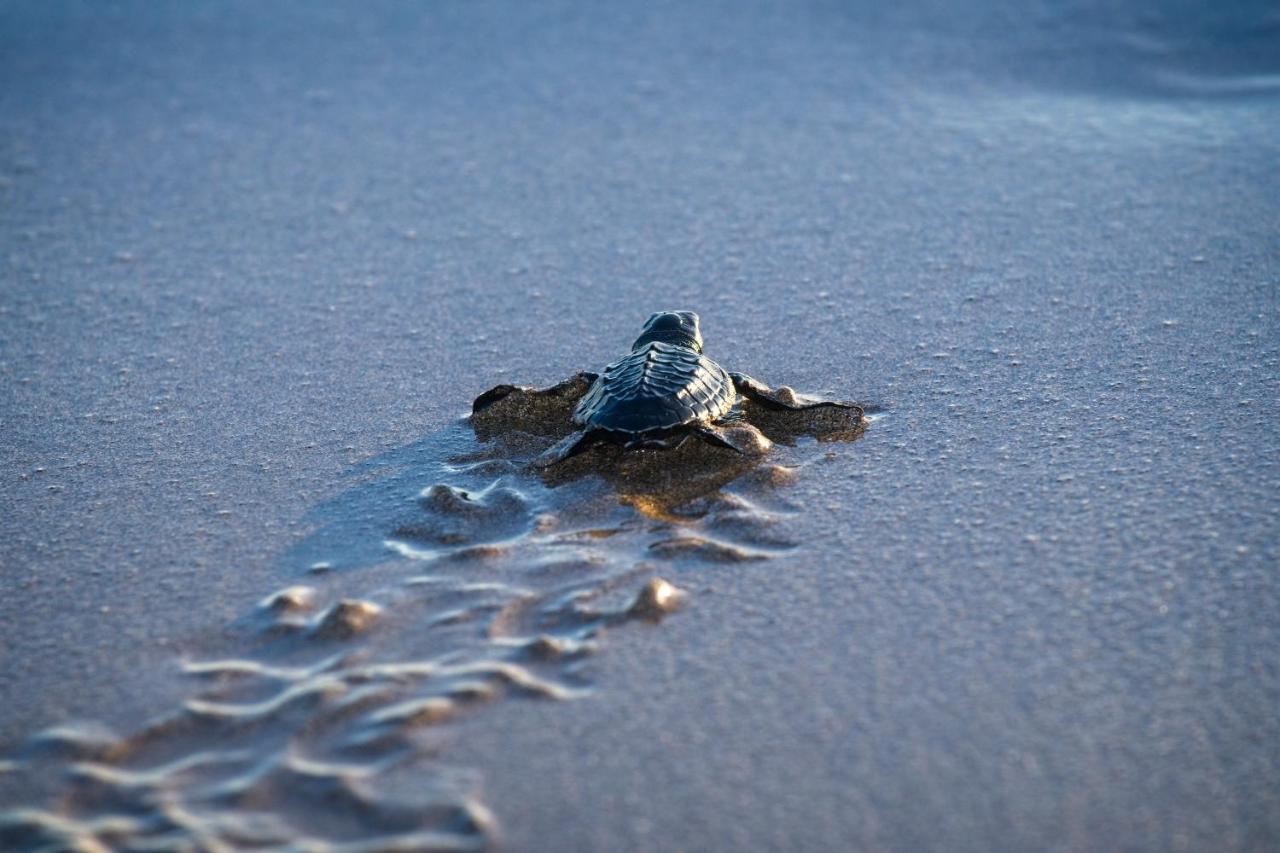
xmin=1 ymin=401 xmax=863 ymax=850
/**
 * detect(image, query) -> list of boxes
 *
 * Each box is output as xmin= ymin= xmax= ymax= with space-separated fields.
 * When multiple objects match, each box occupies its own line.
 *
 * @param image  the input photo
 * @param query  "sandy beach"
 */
xmin=2 ymin=1 xmax=1278 ymax=850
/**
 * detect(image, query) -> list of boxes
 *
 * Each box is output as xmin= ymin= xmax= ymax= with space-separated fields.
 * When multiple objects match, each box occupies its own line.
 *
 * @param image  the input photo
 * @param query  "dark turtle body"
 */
xmin=573 ymin=311 xmax=734 ymax=435
xmin=472 ymin=310 xmax=864 ymax=467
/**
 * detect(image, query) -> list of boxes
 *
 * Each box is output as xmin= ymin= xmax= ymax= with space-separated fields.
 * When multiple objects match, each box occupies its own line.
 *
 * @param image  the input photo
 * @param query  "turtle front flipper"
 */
xmin=729 ymin=372 xmax=858 ymax=412
xmin=472 ymin=371 xmax=598 ymax=415
xmin=730 ymin=373 xmax=865 ymax=442
xmin=471 ymin=372 xmax=598 ymax=440
xmin=533 ymin=429 xmax=598 ymax=468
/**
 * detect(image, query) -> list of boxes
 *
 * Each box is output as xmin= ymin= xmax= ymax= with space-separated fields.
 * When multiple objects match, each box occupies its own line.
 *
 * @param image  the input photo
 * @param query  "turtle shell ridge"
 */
xmin=572 ymin=342 xmax=734 ymax=434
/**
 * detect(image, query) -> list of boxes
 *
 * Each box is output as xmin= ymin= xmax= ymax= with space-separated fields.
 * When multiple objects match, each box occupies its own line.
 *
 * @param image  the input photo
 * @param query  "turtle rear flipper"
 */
xmin=533 ymin=430 xmax=598 ymax=468
xmin=692 ymin=423 xmax=773 ymax=456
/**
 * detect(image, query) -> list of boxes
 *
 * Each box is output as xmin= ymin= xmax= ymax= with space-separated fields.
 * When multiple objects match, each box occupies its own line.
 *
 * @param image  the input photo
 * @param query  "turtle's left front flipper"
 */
xmin=730 ymin=372 xmax=864 ymax=440
xmin=471 ymin=372 xmax=597 ymax=438
xmin=472 ymin=371 xmax=597 ymax=415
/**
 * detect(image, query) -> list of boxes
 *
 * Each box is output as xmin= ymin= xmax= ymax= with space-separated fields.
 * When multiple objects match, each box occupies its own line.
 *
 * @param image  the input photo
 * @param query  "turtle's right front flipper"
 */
xmin=730 ymin=372 xmax=859 ymax=412
xmin=730 ymin=372 xmax=865 ymax=441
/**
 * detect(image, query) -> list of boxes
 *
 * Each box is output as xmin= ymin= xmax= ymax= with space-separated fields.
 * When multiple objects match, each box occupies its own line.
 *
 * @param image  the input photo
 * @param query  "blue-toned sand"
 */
xmin=1 ymin=2 xmax=1277 ymax=850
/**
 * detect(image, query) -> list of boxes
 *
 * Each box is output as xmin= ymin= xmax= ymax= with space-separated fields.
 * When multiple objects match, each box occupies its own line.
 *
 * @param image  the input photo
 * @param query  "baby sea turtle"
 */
xmin=472 ymin=310 xmax=863 ymax=467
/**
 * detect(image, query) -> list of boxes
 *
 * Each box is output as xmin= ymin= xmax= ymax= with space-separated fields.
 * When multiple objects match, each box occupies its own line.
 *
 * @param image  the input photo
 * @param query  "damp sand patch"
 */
xmin=1 ymin=379 xmax=868 ymax=850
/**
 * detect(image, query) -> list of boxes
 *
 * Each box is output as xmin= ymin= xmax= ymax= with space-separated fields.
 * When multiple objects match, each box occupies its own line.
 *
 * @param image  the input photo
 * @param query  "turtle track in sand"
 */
xmin=0 ymin=401 xmax=864 ymax=851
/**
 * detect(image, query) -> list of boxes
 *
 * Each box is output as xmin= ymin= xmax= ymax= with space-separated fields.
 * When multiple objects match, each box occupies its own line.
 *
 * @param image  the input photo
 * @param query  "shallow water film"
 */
xmin=2 ymin=1 xmax=1278 ymax=851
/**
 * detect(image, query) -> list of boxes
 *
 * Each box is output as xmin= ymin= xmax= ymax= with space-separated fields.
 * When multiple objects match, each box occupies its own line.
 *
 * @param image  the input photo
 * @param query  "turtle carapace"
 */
xmin=472 ymin=310 xmax=864 ymax=467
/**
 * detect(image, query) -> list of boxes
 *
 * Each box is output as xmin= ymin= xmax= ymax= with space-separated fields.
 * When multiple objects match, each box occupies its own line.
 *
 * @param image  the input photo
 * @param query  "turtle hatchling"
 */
xmin=472 ymin=310 xmax=864 ymax=467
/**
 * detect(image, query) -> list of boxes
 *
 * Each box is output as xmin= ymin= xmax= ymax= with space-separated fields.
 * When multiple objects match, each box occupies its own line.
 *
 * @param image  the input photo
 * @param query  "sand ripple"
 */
xmin=1 ymin=407 xmax=863 ymax=850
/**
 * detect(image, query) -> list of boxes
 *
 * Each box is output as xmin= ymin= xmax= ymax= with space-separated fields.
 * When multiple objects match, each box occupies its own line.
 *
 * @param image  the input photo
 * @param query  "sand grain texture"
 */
xmin=2 ymin=1 xmax=1278 ymax=851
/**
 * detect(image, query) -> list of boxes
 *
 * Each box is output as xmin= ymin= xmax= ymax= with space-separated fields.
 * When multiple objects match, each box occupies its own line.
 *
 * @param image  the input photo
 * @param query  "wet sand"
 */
xmin=2 ymin=1 xmax=1278 ymax=850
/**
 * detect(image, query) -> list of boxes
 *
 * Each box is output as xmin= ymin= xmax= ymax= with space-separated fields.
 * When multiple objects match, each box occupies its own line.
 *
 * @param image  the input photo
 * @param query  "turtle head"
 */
xmin=632 ymin=310 xmax=703 ymax=353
